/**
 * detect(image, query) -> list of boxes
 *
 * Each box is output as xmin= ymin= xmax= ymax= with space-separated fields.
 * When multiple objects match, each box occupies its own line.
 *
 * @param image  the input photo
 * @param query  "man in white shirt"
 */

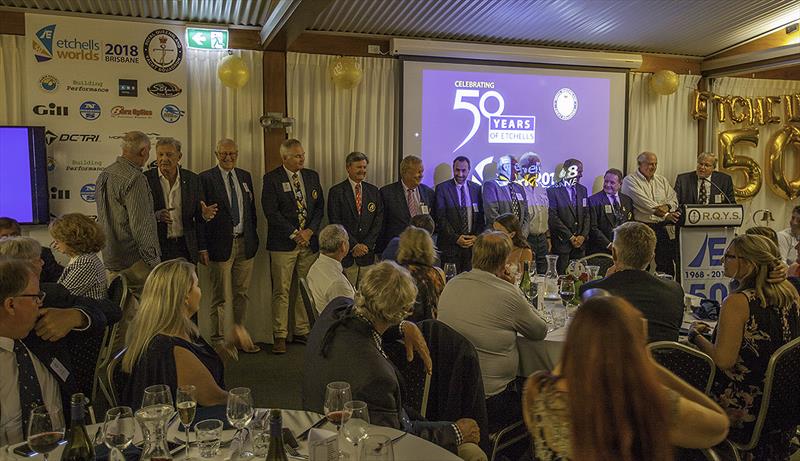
xmin=517 ymin=153 xmax=550 ymax=274
xmin=778 ymin=205 xmax=800 ymax=265
xmin=306 ymin=224 xmax=355 ymax=314
xmin=621 ymin=152 xmax=680 ymax=275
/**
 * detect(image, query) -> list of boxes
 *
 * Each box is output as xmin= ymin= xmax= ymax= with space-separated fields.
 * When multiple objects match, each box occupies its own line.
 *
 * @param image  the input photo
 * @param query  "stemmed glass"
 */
xmin=103 ymin=407 xmax=135 ymax=461
xmin=324 ymin=382 xmax=352 ymax=458
xmin=142 ymin=384 xmax=173 ymax=409
xmin=227 ymin=387 xmax=254 ymax=458
xmin=342 ymin=401 xmax=370 ymax=459
xmin=443 ymin=263 xmax=457 ymax=282
xmin=176 ymin=385 xmax=197 ymax=460
xmin=558 ymin=277 xmax=575 ymax=307
xmin=27 ymin=406 xmax=65 ymax=461
xmin=359 ymin=435 xmax=395 ymax=461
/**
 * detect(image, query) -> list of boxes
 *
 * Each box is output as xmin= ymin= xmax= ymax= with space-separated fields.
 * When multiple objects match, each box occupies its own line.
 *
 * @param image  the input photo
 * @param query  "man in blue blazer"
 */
xmin=377 ymin=155 xmax=435 ymax=254
xmin=327 ymin=152 xmax=383 ymax=286
xmin=144 ymin=137 xmax=213 ymax=264
xmin=587 ymin=168 xmax=634 ymax=255
xmin=199 ymin=139 xmax=260 ymax=348
xmin=674 ymin=152 xmax=736 ymax=206
xmin=435 ymin=156 xmax=484 ymax=273
xmin=262 ymin=139 xmax=324 ymax=354
xmin=547 ymin=158 xmax=590 ymax=273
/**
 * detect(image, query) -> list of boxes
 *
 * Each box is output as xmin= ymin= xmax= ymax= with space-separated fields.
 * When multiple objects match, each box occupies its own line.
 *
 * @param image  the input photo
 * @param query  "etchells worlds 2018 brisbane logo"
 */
xmin=32 ymin=25 xmax=55 ymax=62
xmin=33 ymin=24 xmax=101 ymax=62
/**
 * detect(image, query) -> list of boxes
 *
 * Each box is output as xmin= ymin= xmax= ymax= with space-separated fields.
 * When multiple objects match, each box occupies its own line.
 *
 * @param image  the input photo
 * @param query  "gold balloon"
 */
xmin=784 ymin=94 xmax=800 ymax=123
xmin=765 ymin=96 xmax=781 ymax=124
xmin=753 ymin=97 xmax=766 ymax=125
xmin=729 ymin=96 xmax=753 ymax=125
xmin=329 ymin=56 xmax=363 ymax=89
xmin=719 ymin=128 xmax=761 ymax=199
xmin=692 ymin=90 xmax=710 ymax=120
xmin=217 ymin=54 xmax=250 ymax=89
xmin=713 ymin=94 xmax=727 ymax=123
xmin=766 ymin=124 xmax=800 ymax=200
xmin=649 ymin=70 xmax=679 ymax=95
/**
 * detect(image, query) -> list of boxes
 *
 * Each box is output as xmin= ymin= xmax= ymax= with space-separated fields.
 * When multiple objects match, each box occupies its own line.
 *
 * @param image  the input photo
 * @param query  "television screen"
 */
xmin=0 ymin=126 xmax=50 ymax=224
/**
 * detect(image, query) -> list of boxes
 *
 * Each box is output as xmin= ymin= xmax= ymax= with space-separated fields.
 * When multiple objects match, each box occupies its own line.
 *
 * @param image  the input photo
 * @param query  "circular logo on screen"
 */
xmin=79 ymin=101 xmax=101 ymax=121
xmin=553 ymin=88 xmax=578 ymax=120
xmin=39 ymin=75 xmax=59 ymax=93
xmin=143 ymin=29 xmax=183 ymax=73
xmin=80 ymin=183 xmax=96 ymax=203
xmin=160 ymin=104 xmax=184 ymax=123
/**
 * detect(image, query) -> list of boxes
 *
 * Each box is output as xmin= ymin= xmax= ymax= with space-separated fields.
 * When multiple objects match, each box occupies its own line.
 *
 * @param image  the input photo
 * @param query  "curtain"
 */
xmin=0 ymin=34 xmax=26 ymax=125
xmin=185 ymin=49 xmax=273 ymax=342
xmin=710 ymin=77 xmax=800 ymax=229
xmin=286 ymin=52 xmax=399 ymax=197
xmin=627 ymin=72 xmax=702 ymax=182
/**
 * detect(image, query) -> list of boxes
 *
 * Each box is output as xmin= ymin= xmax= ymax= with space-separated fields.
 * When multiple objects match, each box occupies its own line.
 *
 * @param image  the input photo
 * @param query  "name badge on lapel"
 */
xmin=582 ymin=197 xmax=587 ymax=207
xmin=516 ymin=193 xmax=524 ymax=201
xmin=472 ymin=203 xmax=479 ymax=212
xmin=312 ymin=189 xmax=318 ymax=200
xmin=368 ymin=202 xmax=376 ymax=213
xmin=50 ymin=358 xmax=70 ymax=382
xmin=420 ymin=204 xmax=429 ymax=215
xmin=242 ymin=183 xmax=251 ymax=194
xmin=604 ymin=204 xmax=612 ymax=213
xmin=282 ymin=182 xmax=291 ymax=192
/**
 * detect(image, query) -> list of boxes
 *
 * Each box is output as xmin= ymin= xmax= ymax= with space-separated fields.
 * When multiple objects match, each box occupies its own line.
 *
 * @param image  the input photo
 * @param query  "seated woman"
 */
xmin=524 ymin=295 xmax=729 ymax=461
xmin=302 ymin=261 xmax=485 ymax=461
xmin=120 ymin=259 xmax=228 ymax=408
xmin=397 ymin=226 xmax=445 ymax=322
xmin=689 ymin=234 xmax=800 ymax=459
xmin=49 ymin=213 xmax=107 ymax=300
xmin=492 ymin=213 xmax=533 ymax=279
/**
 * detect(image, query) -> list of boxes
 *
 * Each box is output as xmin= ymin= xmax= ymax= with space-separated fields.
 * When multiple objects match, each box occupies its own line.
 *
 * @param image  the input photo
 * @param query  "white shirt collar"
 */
xmin=634 ymin=169 xmax=654 ymax=182
xmin=158 ymin=167 xmax=181 ymax=182
xmin=284 ymin=165 xmax=302 ymax=178
xmin=348 ymin=178 xmax=361 ymax=189
xmin=402 ymin=180 xmax=416 ymax=193
xmin=0 ymin=336 xmax=14 ymax=352
xmin=217 ymin=164 xmax=235 ymax=177
xmin=319 ymin=253 xmax=344 ymax=272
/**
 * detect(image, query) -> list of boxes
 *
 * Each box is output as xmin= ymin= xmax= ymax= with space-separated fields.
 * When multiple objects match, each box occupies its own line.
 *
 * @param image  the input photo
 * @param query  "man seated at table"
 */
xmin=579 ymin=221 xmax=684 ymax=342
xmin=302 ymin=261 xmax=485 ymax=461
xmin=438 ymin=231 xmax=547 ymax=433
xmin=306 ymin=224 xmax=355 ymax=314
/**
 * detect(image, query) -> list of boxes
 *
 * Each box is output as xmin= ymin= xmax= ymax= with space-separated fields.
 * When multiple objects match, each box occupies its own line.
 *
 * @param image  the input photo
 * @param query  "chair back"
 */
xmin=384 ymin=340 xmax=432 ymax=418
xmin=579 ymin=253 xmax=614 ymax=277
xmin=648 ymin=341 xmax=715 ymax=394
xmin=735 ymin=336 xmax=800 ymax=451
xmin=91 ymin=274 xmax=128 ymax=407
xmin=299 ymin=277 xmax=318 ymax=327
xmin=105 ymin=347 xmax=128 ymax=408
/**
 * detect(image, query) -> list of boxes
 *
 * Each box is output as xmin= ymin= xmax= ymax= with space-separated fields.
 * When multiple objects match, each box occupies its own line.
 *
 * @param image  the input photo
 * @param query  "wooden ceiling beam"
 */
xmin=259 ymin=0 xmax=332 ymax=51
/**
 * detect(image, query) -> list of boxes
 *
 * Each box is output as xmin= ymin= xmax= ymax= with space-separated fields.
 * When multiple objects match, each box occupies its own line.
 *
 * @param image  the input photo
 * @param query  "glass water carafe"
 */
xmin=135 ymin=404 xmax=174 ymax=461
xmin=544 ymin=254 xmax=560 ymax=300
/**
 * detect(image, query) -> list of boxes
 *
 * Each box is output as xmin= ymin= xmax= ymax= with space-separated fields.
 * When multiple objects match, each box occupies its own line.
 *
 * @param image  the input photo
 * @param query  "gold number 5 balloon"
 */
xmin=767 ymin=124 xmax=800 ymax=200
xmin=719 ymin=129 xmax=761 ymax=200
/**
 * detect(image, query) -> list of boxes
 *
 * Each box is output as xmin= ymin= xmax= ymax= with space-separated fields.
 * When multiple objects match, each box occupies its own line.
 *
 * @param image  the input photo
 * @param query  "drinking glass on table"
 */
xmin=103 ymin=406 xmax=135 ymax=461
xmin=325 ymin=381 xmax=352 ymax=457
xmin=559 ymin=278 xmax=576 ymax=307
xmin=342 ymin=401 xmax=370 ymax=456
xmin=176 ymin=385 xmax=197 ymax=460
xmin=27 ymin=405 xmax=65 ymax=461
xmin=142 ymin=384 xmax=173 ymax=409
xmin=227 ymin=387 xmax=254 ymax=458
xmin=443 ymin=263 xmax=457 ymax=282
xmin=360 ymin=435 xmax=394 ymax=461
xmin=195 ymin=419 xmax=223 ymax=458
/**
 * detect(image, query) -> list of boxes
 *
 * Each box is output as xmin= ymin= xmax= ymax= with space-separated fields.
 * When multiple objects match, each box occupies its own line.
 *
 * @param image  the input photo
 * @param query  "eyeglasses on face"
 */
xmin=15 ymin=291 xmax=46 ymax=302
xmin=217 ymin=151 xmax=238 ymax=158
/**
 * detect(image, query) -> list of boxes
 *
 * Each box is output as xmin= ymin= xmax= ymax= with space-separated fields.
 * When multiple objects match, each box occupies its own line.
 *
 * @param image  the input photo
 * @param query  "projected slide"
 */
xmin=403 ymin=61 xmax=626 ymax=190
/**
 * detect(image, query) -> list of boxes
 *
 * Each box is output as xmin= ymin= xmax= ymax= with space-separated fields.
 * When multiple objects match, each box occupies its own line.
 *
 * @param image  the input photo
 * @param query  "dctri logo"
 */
xmin=33 ymin=24 xmax=100 ymax=62
xmin=44 ymin=130 xmax=100 ymax=145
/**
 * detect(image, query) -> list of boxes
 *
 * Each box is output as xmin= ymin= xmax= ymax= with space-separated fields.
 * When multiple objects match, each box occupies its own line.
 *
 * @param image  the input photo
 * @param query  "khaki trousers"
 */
xmin=108 ymin=259 xmax=151 ymax=347
xmin=270 ymin=246 xmax=317 ymax=339
xmin=207 ymin=238 xmax=255 ymax=340
xmin=342 ymin=260 xmax=374 ymax=289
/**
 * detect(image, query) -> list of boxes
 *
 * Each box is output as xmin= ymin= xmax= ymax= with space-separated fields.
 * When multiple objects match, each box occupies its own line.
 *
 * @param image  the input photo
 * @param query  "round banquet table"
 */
xmin=2 ymin=409 xmax=460 ymax=461
xmin=517 ymin=296 xmax=718 ymax=377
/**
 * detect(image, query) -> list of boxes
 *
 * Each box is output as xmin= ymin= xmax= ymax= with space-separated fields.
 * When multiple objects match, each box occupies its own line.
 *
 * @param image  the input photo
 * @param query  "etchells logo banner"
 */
xmin=25 ymin=13 xmax=187 ymax=217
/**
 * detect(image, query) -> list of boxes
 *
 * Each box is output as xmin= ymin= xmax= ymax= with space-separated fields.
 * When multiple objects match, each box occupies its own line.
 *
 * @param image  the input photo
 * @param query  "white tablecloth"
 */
xmin=2 ymin=409 xmax=459 ymax=461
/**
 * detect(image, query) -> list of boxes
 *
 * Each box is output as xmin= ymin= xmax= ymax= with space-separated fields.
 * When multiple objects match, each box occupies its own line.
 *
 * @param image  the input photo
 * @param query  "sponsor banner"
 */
xmin=679 ymin=227 xmax=735 ymax=303
xmin=25 ymin=13 xmax=187 ymax=216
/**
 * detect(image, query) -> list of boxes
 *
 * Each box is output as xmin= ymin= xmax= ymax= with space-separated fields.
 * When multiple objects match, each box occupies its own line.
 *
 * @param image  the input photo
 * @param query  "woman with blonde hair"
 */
xmin=690 ymin=234 xmax=800 ymax=458
xmin=49 ymin=213 xmax=107 ymax=299
xmin=524 ymin=295 xmax=729 ymax=461
xmin=397 ymin=226 xmax=445 ymax=322
xmin=120 ymin=259 xmax=228 ymax=408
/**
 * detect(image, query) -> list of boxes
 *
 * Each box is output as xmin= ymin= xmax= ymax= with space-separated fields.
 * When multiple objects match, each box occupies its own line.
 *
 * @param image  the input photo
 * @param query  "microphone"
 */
xmin=700 ymin=177 xmax=734 ymax=205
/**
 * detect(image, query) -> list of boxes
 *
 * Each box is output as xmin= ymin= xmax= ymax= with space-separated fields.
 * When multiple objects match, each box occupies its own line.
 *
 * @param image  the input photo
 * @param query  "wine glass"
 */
xmin=324 ymin=382 xmax=352 ymax=458
xmin=342 ymin=401 xmax=370 ymax=455
xmin=227 ymin=388 xmax=254 ymax=457
xmin=443 ymin=263 xmax=457 ymax=282
xmin=27 ymin=405 xmax=65 ymax=461
xmin=359 ymin=435 xmax=395 ymax=461
xmin=176 ymin=385 xmax=197 ymax=460
xmin=103 ymin=407 xmax=135 ymax=461
xmin=142 ymin=384 xmax=173 ymax=409
xmin=559 ymin=278 xmax=575 ymax=307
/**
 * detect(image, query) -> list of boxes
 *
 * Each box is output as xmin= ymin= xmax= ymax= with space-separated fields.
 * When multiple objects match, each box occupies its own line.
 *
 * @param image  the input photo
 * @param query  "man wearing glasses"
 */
xmin=199 ymin=139 xmax=260 ymax=352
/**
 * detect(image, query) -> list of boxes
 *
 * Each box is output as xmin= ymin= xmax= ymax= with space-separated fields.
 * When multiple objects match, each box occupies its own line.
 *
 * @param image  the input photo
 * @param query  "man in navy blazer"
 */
xmin=547 ymin=158 xmax=590 ymax=273
xmin=199 ymin=139 xmax=259 ymax=347
xmin=327 ymin=152 xmax=383 ymax=286
xmin=674 ymin=152 xmax=736 ymax=206
xmin=377 ymin=155 xmax=435 ymax=254
xmin=262 ymin=139 xmax=324 ymax=354
xmin=144 ymin=137 xmax=213 ymax=264
xmin=481 ymin=155 xmax=529 ymax=234
xmin=435 ymin=156 xmax=484 ymax=273
xmin=587 ymin=168 xmax=634 ymax=255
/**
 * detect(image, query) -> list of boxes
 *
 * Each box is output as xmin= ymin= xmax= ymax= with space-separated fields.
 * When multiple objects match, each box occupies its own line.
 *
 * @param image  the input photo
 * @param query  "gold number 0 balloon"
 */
xmin=767 ymin=124 xmax=800 ymax=200
xmin=719 ymin=128 xmax=761 ymax=199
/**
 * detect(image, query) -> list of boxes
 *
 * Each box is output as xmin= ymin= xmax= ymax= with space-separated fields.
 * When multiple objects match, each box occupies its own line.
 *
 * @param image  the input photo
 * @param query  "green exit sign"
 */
xmin=186 ymin=28 xmax=228 ymax=50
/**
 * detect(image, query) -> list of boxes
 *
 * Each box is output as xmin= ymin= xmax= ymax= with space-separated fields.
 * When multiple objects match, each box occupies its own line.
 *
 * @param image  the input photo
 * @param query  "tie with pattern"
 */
xmin=292 ymin=173 xmax=307 ymax=229
xmin=407 ymin=188 xmax=419 ymax=218
xmin=458 ymin=185 xmax=469 ymax=234
xmin=228 ymin=172 xmax=240 ymax=226
xmin=509 ymin=185 xmax=521 ymax=222
xmin=611 ymin=195 xmax=622 ymax=225
xmin=15 ymin=340 xmax=44 ymax=439
xmin=699 ymin=179 xmax=709 ymax=204
xmin=355 ymin=182 xmax=362 ymax=215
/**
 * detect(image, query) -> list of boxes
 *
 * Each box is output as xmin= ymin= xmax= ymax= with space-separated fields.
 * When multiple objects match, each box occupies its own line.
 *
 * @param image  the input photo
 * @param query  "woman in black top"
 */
xmin=120 ymin=259 xmax=228 ymax=408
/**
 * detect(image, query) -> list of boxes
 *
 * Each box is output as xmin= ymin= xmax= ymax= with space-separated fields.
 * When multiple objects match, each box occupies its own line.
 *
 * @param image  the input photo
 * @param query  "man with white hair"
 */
xmin=262 ymin=139 xmax=324 ymax=354
xmin=674 ymin=152 xmax=735 ymax=205
xmin=96 ymin=130 xmax=161 ymax=296
xmin=621 ymin=151 xmax=680 ymax=275
xmin=305 ymin=224 xmax=355 ymax=313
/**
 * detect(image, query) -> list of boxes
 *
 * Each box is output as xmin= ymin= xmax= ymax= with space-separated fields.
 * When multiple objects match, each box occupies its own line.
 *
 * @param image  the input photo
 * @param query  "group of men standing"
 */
xmin=96 ymin=130 xmax=735 ymax=354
